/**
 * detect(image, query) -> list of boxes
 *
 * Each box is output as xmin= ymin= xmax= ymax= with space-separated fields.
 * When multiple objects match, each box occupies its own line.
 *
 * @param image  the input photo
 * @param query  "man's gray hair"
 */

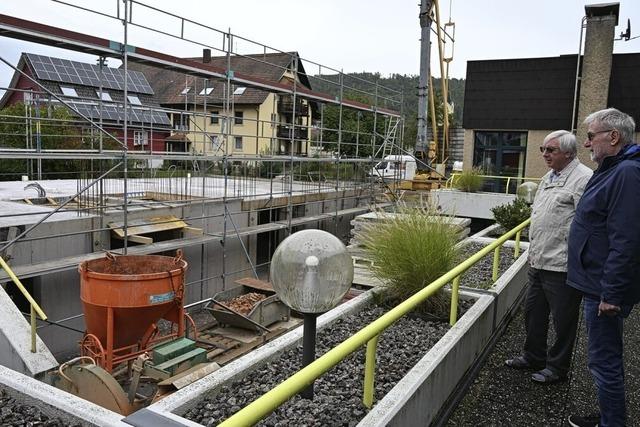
xmin=544 ymin=130 xmax=577 ymax=157
xmin=584 ymin=108 xmax=636 ymax=145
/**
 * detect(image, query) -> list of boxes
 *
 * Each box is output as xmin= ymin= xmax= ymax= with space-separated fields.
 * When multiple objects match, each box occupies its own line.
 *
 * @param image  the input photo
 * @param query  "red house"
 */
xmin=0 ymin=53 xmax=171 ymax=156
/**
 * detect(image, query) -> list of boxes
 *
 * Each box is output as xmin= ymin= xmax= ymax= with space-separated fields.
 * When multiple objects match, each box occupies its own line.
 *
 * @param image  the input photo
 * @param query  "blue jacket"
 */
xmin=567 ymin=144 xmax=640 ymax=305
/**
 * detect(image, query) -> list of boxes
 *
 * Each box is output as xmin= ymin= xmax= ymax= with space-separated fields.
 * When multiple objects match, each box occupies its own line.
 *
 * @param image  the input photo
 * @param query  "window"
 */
xmin=234 ymin=136 xmax=243 ymax=151
xmin=127 ymin=95 xmax=142 ymax=105
xmin=96 ymin=91 xmax=112 ymax=101
xmin=199 ymin=87 xmax=214 ymax=95
xmin=210 ymin=135 xmax=221 ymax=150
xmin=171 ymin=113 xmax=189 ymax=131
xmin=210 ymin=111 xmax=220 ymax=125
xmin=60 ymin=86 xmax=78 ymax=97
xmin=180 ymin=87 xmax=191 ymax=95
xmin=270 ymin=113 xmax=277 ymax=128
xmin=23 ymin=91 xmax=33 ymax=104
xmin=233 ymin=86 xmax=246 ymax=95
xmin=473 ymin=131 xmax=527 ymax=192
xmin=133 ymin=130 xmax=148 ymax=146
xmin=234 ymin=111 xmax=244 ymax=125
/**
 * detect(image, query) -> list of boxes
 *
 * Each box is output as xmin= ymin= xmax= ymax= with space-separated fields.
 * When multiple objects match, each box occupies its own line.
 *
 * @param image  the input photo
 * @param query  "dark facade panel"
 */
xmin=463 ymin=56 xmax=578 ymax=130
xmin=608 ymin=53 xmax=640 ymax=125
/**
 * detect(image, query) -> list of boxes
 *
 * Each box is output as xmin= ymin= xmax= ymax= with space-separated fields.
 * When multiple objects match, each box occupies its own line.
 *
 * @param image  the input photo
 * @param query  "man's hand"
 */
xmin=598 ymin=301 xmax=621 ymax=317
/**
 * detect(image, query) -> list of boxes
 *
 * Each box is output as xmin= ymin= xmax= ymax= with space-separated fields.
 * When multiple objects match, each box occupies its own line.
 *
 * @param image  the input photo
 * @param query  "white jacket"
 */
xmin=528 ymin=158 xmax=593 ymax=272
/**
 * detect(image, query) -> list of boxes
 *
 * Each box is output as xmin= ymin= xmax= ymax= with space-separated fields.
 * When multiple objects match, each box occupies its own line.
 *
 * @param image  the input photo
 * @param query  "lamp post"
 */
xmin=270 ymin=229 xmax=354 ymax=399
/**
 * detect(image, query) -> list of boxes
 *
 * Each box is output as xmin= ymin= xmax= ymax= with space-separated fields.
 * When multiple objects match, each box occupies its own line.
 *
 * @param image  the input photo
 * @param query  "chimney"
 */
xmin=575 ymin=2 xmax=619 ymax=165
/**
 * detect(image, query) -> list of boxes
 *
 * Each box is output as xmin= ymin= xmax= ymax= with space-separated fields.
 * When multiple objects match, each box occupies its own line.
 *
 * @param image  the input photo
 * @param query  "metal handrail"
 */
xmin=446 ymin=173 xmax=541 ymax=194
xmin=219 ymin=218 xmax=531 ymax=426
xmin=0 ymin=256 xmax=47 ymax=353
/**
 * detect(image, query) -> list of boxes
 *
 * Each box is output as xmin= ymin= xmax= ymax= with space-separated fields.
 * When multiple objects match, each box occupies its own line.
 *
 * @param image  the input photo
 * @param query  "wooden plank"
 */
xmin=182 ymin=226 xmax=203 ymax=237
xmin=109 ymin=215 xmax=188 ymax=237
xmin=113 ymin=234 xmax=153 ymax=244
xmin=234 ymin=277 xmax=274 ymax=292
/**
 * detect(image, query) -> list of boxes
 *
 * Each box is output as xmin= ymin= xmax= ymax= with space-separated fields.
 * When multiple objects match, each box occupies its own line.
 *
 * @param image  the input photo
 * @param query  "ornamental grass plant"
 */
xmin=453 ymin=168 xmax=484 ymax=192
xmin=361 ymin=204 xmax=460 ymax=317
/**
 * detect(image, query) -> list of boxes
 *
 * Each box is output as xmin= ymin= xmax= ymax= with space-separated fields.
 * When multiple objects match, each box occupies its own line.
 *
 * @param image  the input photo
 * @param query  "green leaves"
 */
xmin=490 ymin=198 xmax=532 ymax=231
xmin=360 ymin=206 xmax=460 ymax=316
xmin=453 ymin=168 xmax=484 ymax=192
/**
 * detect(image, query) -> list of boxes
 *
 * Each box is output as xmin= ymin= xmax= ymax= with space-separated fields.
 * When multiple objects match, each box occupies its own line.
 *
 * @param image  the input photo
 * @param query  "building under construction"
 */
xmin=0 ymin=0 xmax=423 ymax=405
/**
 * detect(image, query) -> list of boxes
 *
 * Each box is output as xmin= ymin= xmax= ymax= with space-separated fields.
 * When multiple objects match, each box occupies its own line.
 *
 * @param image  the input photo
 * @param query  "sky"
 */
xmin=0 ymin=0 xmax=639 ymax=90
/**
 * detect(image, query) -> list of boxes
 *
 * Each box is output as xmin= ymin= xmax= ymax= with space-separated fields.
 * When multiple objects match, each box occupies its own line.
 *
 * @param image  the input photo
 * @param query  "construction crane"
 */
xmin=415 ymin=0 xmax=455 ymax=175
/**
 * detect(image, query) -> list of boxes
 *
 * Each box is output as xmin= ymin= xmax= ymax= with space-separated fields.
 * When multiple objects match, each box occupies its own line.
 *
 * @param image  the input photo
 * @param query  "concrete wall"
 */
xmin=4 ymin=216 xmax=95 ymax=358
xmin=433 ymin=189 xmax=516 ymax=220
xmin=2 ymin=199 xmax=254 ymax=358
xmin=2 ymin=190 xmax=367 ymax=358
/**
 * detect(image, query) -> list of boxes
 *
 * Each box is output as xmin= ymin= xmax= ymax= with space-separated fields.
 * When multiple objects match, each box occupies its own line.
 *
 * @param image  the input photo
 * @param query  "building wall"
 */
xmin=525 ymin=130 xmax=554 ymax=179
xmin=185 ymin=92 xmax=311 ymax=156
xmin=462 ymin=129 xmax=474 ymax=171
xmin=4 ymin=192 xmax=366 ymax=358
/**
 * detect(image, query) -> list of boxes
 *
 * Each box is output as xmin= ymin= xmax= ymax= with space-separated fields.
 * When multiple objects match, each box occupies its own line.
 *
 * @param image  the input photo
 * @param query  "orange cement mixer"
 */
xmin=78 ymin=251 xmax=188 ymax=372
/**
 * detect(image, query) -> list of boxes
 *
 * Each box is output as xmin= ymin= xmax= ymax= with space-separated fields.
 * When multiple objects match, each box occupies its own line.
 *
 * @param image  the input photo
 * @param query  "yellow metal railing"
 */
xmin=0 ymin=256 xmax=47 ymax=352
xmin=219 ymin=218 xmax=531 ymax=426
xmin=446 ymin=173 xmax=541 ymax=194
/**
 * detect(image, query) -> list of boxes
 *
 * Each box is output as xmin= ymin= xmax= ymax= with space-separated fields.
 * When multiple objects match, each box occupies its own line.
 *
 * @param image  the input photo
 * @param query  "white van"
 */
xmin=370 ymin=155 xmax=417 ymax=181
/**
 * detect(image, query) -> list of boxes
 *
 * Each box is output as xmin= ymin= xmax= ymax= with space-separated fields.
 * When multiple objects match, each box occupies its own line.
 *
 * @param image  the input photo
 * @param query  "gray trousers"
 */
xmin=523 ymin=266 xmax=582 ymax=376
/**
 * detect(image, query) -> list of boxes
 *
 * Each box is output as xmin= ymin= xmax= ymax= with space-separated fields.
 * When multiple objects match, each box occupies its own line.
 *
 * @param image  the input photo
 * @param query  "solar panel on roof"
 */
xmin=25 ymin=53 xmax=154 ymax=95
xmin=64 ymin=101 xmax=170 ymax=126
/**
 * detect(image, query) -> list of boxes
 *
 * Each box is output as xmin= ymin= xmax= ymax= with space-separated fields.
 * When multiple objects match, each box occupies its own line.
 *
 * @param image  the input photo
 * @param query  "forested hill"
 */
xmin=309 ymin=72 xmax=465 ymax=127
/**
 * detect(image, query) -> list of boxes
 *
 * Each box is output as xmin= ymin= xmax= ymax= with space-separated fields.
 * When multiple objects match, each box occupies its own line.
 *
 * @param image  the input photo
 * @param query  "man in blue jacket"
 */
xmin=567 ymin=108 xmax=640 ymax=427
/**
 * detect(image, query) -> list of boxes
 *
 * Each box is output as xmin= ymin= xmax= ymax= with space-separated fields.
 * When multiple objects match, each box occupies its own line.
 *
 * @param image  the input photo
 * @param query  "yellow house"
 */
xmin=129 ymin=52 xmax=313 ymax=156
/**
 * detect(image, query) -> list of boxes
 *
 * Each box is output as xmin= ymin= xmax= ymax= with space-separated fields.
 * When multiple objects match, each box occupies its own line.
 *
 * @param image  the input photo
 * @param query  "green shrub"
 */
xmin=360 ymin=205 xmax=460 ymax=317
xmin=453 ymin=168 xmax=484 ymax=192
xmin=491 ymin=197 xmax=532 ymax=231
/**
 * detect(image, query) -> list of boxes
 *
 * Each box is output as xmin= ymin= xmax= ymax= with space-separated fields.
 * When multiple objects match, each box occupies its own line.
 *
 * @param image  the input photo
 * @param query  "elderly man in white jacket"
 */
xmin=505 ymin=130 xmax=593 ymax=384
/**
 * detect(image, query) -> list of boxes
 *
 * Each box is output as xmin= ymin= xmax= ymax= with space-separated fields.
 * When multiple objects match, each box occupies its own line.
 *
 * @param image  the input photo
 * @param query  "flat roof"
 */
xmin=0 ymin=200 xmax=94 ymax=227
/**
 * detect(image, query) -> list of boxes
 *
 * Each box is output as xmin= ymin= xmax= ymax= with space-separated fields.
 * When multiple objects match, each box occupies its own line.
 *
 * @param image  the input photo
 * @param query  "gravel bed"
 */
xmin=0 ymin=388 xmax=80 ymax=427
xmin=183 ymin=301 xmax=472 ymax=426
xmin=457 ymin=242 xmax=517 ymax=289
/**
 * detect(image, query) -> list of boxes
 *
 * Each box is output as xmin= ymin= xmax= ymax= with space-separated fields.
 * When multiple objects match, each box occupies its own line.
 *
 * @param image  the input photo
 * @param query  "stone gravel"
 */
xmin=183 ymin=303 xmax=471 ymax=426
xmin=0 ymin=388 xmax=80 ymax=427
xmin=457 ymin=242 xmax=517 ymax=289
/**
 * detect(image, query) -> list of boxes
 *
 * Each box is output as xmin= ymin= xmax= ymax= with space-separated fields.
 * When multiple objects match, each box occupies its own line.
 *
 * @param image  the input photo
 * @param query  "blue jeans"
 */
xmin=584 ymin=297 xmax=632 ymax=427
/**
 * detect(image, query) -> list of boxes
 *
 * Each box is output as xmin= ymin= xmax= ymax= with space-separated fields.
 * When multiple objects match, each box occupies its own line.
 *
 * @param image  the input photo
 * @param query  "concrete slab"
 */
xmin=0 ymin=200 xmax=94 ymax=227
xmin=0 ymin=177 xmax=335 ymax=203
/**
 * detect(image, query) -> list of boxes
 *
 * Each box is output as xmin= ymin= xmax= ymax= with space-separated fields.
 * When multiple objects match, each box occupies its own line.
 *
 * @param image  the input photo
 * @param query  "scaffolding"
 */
xmin=0 ymin=1 xmax=409 ymax=353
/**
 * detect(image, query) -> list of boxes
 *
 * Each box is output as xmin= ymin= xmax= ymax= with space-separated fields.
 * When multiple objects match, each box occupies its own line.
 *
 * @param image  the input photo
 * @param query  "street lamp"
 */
xmin=270 ymin=229 xmax=354 ymax=399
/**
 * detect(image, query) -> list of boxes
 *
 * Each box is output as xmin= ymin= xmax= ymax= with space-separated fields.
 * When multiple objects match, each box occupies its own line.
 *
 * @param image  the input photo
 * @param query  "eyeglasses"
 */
xmin=587 ymin=129 xmax=613 ymax=141
xmin=539 ymin=146 xmax=560 ymax=154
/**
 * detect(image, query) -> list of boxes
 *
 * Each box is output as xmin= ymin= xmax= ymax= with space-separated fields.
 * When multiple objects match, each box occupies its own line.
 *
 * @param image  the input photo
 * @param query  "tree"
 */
xmin=318 ymin=91 xmax=388 ymax=158
xmin=310 ymin=72 xmax=465 ymax=153
xmin=0 ymin=102 xmax=120 ymax=181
